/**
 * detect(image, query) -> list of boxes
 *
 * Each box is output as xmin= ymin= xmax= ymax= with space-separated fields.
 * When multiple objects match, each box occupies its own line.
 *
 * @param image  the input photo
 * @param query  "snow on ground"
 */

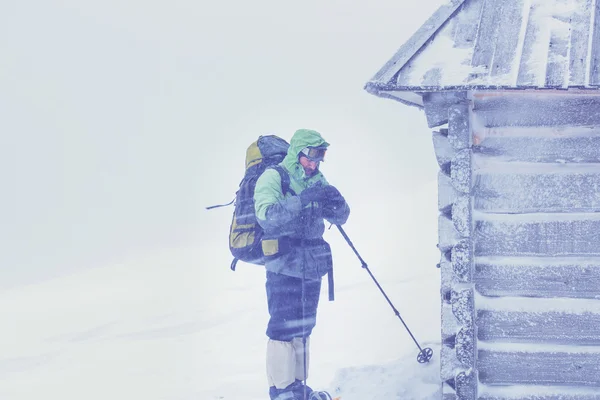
xmin=0 ymin=181 xmax=440 ymax=400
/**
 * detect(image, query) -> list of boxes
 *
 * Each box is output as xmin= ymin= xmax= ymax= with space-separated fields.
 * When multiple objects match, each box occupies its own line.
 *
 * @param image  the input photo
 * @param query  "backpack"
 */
xmin=207 ymin=135 xmax=292 ymax=271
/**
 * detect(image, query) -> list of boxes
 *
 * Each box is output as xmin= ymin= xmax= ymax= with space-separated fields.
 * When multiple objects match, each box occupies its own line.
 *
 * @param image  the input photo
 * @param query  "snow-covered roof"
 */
xmin=366 ymin=0 xmax=600 ymax=107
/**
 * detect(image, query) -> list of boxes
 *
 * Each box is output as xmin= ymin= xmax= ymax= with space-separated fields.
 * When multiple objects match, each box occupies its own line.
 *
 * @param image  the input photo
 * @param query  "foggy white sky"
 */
xmin=2 ymin=0 xmax=445 ymax=289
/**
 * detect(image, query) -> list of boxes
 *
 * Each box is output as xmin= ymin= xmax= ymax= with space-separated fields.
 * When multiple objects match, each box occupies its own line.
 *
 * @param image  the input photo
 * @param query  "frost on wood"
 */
xmin=451 ymin=149 xmax=472 ymax=193
xmin=474 ymin=128 xmax=600 ymax=163
xmin=433 ymin=130 xmax=454 ymax=174
xmin=439 ymin=214 xmax=461 ymax=253
xmin=455 ymin=369 xmax=477 ymax=400
xmin=478 ymin=349 xmax=600 ymax=386
xmin=448 ymin=104 xmax=471 ymax=150
xmin=438 ymin=170 xmax=457 ymax=213
xmin=452 ymin=239 xmax=472 ymax=282
xmin=473 ymin=218 xmax=600 ymax=256
xmin=452 ymin=289 xmax=474 ymax=328
xmin=477 ymin=309 xmax=600 ymax=343
xmin=456 ymin=327 xmax=475 ymax=368
xmin=474 ymin=258 xmax=600 ymax=298
xmin=473 ymin=166 xmax=600 ymax=213
xmin=442 ymin=302 xmax=461 ymax=337
xmin=472 ymin=95 xmax=600 ymax=127
xmin=441 ymin=257 xmax=454 ymax=293
xmin=441 ymin=343 xmax=461 ymax=381
xmin=432 ymin=101 xmax=475 ymax=399
xmin=466 ymin=91 xmax=600 ymax=397
xmin=452 ymin=195 xmax=471 ymax=237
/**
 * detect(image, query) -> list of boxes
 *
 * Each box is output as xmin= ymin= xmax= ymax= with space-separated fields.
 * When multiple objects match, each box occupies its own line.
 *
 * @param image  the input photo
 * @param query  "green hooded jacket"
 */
xmin=254 ymin=129 xmax=350 ymax=280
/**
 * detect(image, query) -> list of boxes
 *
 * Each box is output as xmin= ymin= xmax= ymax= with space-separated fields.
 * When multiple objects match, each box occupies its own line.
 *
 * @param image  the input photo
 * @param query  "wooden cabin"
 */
xmin=365 ymin=0 xmax=600 ymax=399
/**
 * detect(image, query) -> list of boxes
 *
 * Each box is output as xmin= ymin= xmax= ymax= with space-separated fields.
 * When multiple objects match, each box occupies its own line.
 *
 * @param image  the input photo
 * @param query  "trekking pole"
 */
xmin=336 ymin=225 xmax=433 ymax=364
xmin=301 ymin=261 xmax=308 ymax=400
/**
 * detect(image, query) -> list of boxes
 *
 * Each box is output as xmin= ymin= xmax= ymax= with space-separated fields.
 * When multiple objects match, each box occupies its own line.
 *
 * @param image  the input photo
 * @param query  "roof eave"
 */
xmin=368 ymin=0 xmax=468 ymax=87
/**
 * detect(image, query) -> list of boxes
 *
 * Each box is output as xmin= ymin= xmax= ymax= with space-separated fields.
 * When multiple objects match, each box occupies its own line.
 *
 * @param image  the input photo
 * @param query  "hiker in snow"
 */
xmin=254 ymin=128 xmax=350 ymax=400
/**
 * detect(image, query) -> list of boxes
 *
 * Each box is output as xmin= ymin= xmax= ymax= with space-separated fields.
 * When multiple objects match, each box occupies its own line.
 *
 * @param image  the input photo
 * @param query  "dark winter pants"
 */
xmin=265 ymin=271 xmax=321 ymax=341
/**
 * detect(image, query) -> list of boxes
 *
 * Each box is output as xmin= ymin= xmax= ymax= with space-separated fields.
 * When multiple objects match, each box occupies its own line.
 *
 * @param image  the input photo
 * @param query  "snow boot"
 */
xmin=308 ymin=391 xmax=333 ymax=400
xmin=290 ymin=379 xmax=312 ymax=399
xmin=270 ymin=380 xmax=306 ymax=400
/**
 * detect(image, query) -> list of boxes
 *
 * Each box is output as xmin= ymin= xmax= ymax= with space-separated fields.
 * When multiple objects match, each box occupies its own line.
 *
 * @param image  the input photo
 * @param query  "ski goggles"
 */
xmin=300 ymin=146 xmax=327 ymax=162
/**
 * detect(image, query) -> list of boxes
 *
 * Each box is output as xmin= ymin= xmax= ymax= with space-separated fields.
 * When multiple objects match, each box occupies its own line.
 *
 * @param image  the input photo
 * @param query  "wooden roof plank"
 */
xmin=568 ymin=0 xmax=593 ymax=86
xmin=366 ymin=0 xmax=600 ymax=106
xmin=469 ymin=0 xmax=503 ymax=80
xmin=490 ymin=0 xmax=525 ymax=80
xmin=546 ymin=14 xmax=572 ymax=87
xmin=590 ymin=0 xmax=600 ymax=85
xmin=452 ymin=0 xmax=486 ymax=49
xmin=516 ymin=1 xmax=546 ymax=86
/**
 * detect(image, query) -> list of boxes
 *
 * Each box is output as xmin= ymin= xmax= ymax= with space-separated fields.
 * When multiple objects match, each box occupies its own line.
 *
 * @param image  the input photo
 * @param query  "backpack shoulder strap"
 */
xmin=270 ymin=165 xmax=296 ymax=196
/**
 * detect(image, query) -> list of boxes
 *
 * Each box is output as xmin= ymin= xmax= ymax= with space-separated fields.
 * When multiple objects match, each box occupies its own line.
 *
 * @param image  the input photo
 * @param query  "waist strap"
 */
xmin=288 ymin=237 xmax=325 ymax=247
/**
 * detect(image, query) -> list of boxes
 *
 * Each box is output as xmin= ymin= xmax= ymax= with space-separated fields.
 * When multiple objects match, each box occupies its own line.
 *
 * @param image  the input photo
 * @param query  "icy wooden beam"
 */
xmin=472 ymin=93 xmax=600 ymax=127
xmin=477 ymin=309 xmax=600 ymax=343
xmin=474 ymin=257 xmax=600 ymax=299
xmin=473 ymin=214 xmax=600 ymax=256
xmin=473 ymin=164 xmax=600 ymax=213
xmin=478 ymin=346 xmax=600 ymax=386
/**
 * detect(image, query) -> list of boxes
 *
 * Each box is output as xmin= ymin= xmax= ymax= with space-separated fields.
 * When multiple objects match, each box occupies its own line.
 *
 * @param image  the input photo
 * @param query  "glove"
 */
xmin=299 ymin=185 xmax=328 ymax=206
xmin=322 ymin=185 xmax=345 ymax=209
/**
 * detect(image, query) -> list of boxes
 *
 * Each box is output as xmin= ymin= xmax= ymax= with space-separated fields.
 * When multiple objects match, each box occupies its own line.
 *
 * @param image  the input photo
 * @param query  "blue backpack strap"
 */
xmin=270 ymin=165 xmax=295 ymax=196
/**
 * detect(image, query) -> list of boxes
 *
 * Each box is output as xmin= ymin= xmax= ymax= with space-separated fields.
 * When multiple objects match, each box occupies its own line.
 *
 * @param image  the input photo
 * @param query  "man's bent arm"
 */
xmin=254 ymin=168 xmax=302 ymax=231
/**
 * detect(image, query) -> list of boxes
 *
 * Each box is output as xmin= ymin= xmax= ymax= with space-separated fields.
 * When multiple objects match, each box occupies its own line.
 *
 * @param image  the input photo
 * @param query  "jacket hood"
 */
xmin=284 ymin=129 xmax=330 ymax=164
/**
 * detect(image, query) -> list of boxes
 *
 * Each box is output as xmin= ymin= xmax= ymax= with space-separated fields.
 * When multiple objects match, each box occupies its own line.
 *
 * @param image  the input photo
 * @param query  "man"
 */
xmin=254 ymin=128 xmax=350 ymax=400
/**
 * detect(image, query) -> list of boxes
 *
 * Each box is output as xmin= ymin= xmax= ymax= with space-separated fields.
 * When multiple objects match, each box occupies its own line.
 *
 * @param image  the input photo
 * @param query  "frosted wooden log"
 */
xmin=473 ymin=167 xmax=600 ymax=213
xmin=442 ymin=302 xmax=461 ymax=337
xmin=448 ymin=103 xmax=471 ymax=150
xmin=478 ymin=349 xmax=600 ymax=386
xmin=439 ymin=214 xmax=460 ymax=252
xmin=452 ymin=195 xmax=471 ymax=237
xmin=473 ymin=95 xmax=600 ymax=127
xmin=452 ymin=239 xmax=472 ymax=282
xmin=441 ymin=257 xmax=453 ymax=293
xmin=452 ymin=289 xmax=474 ymax=327
xmin=478 ymin=386 xmax=600 ymax=400
xmin=474 ymin=259 xmax=600 ymax=298
xmin=474 ymin=217 xmax=600 ymax=256
xmin=456 ymin=327 xmax=475 ymax=367
xmin=424 ymin=92 xmax=467 ymax=128
xmin=433 ymin=130 xmax=454 ymax=174
xmin=441 ymin=343 xmax=461 ymax=381
xmin=451 ymin=149 xmax=472 ymax=193
xmin=455 ymin=369 xmax=477 ymax=400
xmin=477 ymin=310 xmax=600 ymax=344
xmin=474 ymin=132 xmax=600 ymax=163
xmin=438 ymin=171 xmax=456 ymax=213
